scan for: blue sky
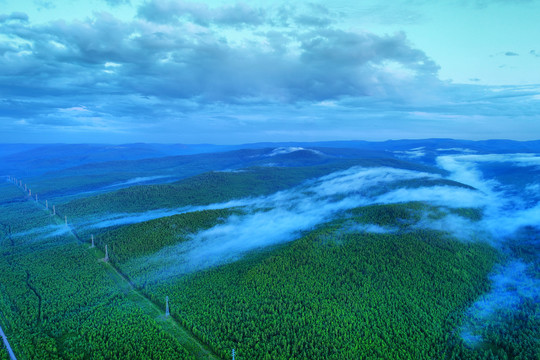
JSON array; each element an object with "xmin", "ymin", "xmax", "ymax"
[{"xmin": 1, "ymin": 0, "xmax": 539, "ymax": 143}]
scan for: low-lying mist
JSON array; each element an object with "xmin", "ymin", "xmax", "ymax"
[
  {"xmin": 127, "ymin": 166, "xmax": 487, "ymax": 278},
  {"xmin": 13, "ymin": 151, "xmax": 537, "ymax": 347},
  {"xmin": 123, "ymin": 153, "xmax": 539, "ymax": 347},
  {"xmin": 437, "ymin": 154, "xmax": 540, "ymax": 345}
]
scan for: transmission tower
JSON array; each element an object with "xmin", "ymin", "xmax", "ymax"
[
  {"xmin": 52, "ymin": 205, "xmax": 56, "ymax": 215},
  {"xmin": 90, "ymin": 234, "xmax": 95, "ymax": 248},
  {"xmin": 45, "ymin": 200, "xmax": 48, "ymax": 210},
  {"xmin": 232, "ymin": 348, "xmax": 236, "ymax": 360},
  {"xmin": 65, "ymin": 215, "xmax": 67, "ymax": 226},
  {"xmin": 165, "ymin": 296, "xmax": 170, "ymax": 317},
  {"xmin": 104, "ymin": 245, "xmax": 109, "ymax": 262}
]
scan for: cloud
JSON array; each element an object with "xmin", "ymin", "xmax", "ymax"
[
  {"xmin": 0, "ymin": 2, "xmax": 461, "ymax": 143},
  {"xmin": 432, "ymin": 152, "xmax": 540, "ymax": 343},
  {"xmin": 0, "ymin": 12, "xmax": 28, "ymax": 23},
  {"xmin": 505, "ymin": 51, "xmax": 519, "ymax": 56},
  {"xmin": 266, "ymin": 147, "xmax": 322, "ymax": 157},
  {"xmin": 414, "ymin": 212, "xmax": 483, "ymax": 241},
  {"xmin": 294, "ymin": 14, "xmax": 334, "ymax": 27},
  {"xmin": 123, "ymin": 166, "xmax": 464, "ymax": 279},
  {"xmin": 137, "ymin": 0, "xmax": 266, "ymax": 27},
  {"xmin": 39, "ymin": 152, "xmax": 534, "ymax": 345},
  {"xmin": 108, "ymin": 153, "xmax": 540, "ymax": 345},
  {"xmin": 345, "ymin": 223, "xmax": 397, "ymax": 234},
  {"xmin": 461, "ymin": 260, "xmax": 540, "ymax": 346},
  {"xmin": 1, "ymin": 2, "xmax": 538, "ymax": 142},
  {"xmin": 375, "ymin": 186, "xmax": 488, "ymax": 208},
  {"xmin": 473, "ymin": 0, "xmax": 536, "ymax": 8},
  {"xmin": 10, "ymin": 223, "xmax": 72, "ymax": 243},
  {"xmin": 393, "ymin": 148, "xmax": 425, "ymax": 159},
  {"xmin": 440, "ymin": 153, "xmax": 540, "ymax": 171},
  {"xmin": 33, "ymin": 0, "xmax": 55, "ymax": 10},
  {"xmin": 436, "ymin": 148, "xmax": 477, "ymax": 153},
  {"xmin": 104, "ymin": 0, "xmax": 131, "ymax": 6},
  {"xmin": 103, "ymin": 175, "xmax": 172, "ymax": 188},
  {"xmin": 0, "ymin": 6, "xmax": 439, "ymax": 106}
]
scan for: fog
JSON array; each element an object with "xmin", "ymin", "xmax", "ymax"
[
  {"xmin": 266, "ymin": 147, "xmax": 323, "ymax": 157},
  {"xmin": 436, "ymin": 153, "xmax": 540, "ymax": 345},
  {"xmin": 345, "ymin": 223, "xmax": 396, "ymax": 234},
  {"xmin": 128, "ymin": 152, "xmax": 538, "ymax": 347},
  {"xmin": 413, "ymin": 212, "xmax": 484, "ymax": 241},
  {"xmin": 436, "ymin": 148, "xmax": 477, "ymax": 153},
  {"xmin": 393, "ymin": 147, "xmax": 425, "ymax": 159},
  {"xmin": 79, "ymin": 199, "xmax": 253, "ymax": 230},
  {"xmin": 49, "ymin": 151, "xmax": 536, "ymax": 347},
  {"xmin": 103, "ymin": 175, "xmax": 172, "ymax": 189},
  {"xmin": 129, "ymin": 166, "xmax": 482, "ymax": 279},
  {"xmin": 11, "ymin": 223, "xmax": 69, "ymax": 239},
  {"xmin": 127, "ymin": 155, "xmax": 539, "ymax": 281},
  {"xmin": 460, "ymin": 260, "xmax": 540, "ymax": 347}
]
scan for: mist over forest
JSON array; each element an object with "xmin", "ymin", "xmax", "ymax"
[{"xmin": 0, "ymin": 139, "xmax": 538, "ymax": 359}]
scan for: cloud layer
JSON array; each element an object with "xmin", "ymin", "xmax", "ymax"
[
  {"xmin": 115, "ymin": 153, "xmax": 539, "ymax": 347},
  {"xmin": 0, "ymin": 6, "xmax": 437, "ymax": 105},
  {"xmin": 1, "ymin": 1, "xmax": 539, "ymax": 143}
]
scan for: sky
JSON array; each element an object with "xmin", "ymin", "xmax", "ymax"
[{"xmin": 0, "ymin": 0, "xmax": 539, "ymax": 144}]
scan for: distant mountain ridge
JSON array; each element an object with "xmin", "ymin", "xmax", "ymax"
[{"xmin": 1, "ymin": 139, "xmax": 539, "ymax": 177}]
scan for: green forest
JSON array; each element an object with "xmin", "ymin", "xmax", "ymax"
[
  {"xmin": 1, "ymin": 155, "xmax": 538, "ymax": 359},
  {"xmin": 0, "ymin": 184, "xmax": 197, "ymax": 359},
  {"xmin": 57, "ymin": 159, "xmax": 443, "ymax": 219}
]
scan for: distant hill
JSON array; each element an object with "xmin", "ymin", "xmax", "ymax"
[{"xmin": 1, "ymin": 139, "xmax": 539, "ymax": 178}]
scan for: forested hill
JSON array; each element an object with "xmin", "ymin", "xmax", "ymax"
[{"xmin": 56, "ymin": 156, "xmax": 451, "ymax": 218}]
